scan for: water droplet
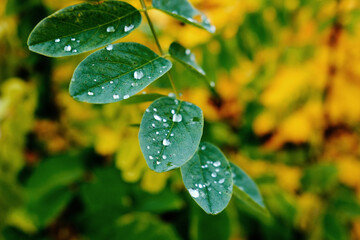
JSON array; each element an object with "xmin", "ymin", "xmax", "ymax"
[
  {"xmin": 110, "ymin": 81, "xmax": 114, "ymax": 84},
  {"xmin": 124, "ymin": 24, "xmax": 134, "ymax": 32},
  {"xmin": 106, "ymin": 44, "xmax": 113, "ymax": 51},
  {"xmin": 188, "ymin": 188, "xmax": 199, "ymax": 198},
  {"xmin": 201, "ymin": 146, "xmax": 206, "ymax": 150},
  {"xmin": 149, "ymin": 156, "xmax": 154, "ymax": 160},
  {"xmin": 210, "ymin": 81, "xmax": 215, "ymax": 87},
  {"xmin": 186, "ymin": 49, "xmax": 191, "ymax": 55},
  {"xmin": 163, "ymin": 123, "xmax": 169, "ymax": 127},
  {"xmin": 55, "ymin": 38, "xmax": 60, "ymax": 43},
  {"xmin": 153, "ymin": 108, "xmax": 157, "ymax": 112},
  {"xmin": 64, "ymin": 45, "xmax": 72, "ymax": 52},
  {"xmin": 123, "ymin": 95, "xmax": 130, "ymax": 99},
  {"xmin": 215, "ymin": 168, "xmax": 220, "ymax": 172},
  {"xmin": 219, "ymin": 178, "xmax": 225, "ymax": 184},
  {"xmin": 162, "ymin": 155, "xmax": 167, "ymax": 159},
  {"xmin": 134, "ymin": 70, "xmax": 144, "ymax": 79},
  {"xmin": 211, "ymin": 172, "xmax": 217, "ymax": 178},
  {"xmin": 131, "ymin": 82, "xmax": 137, "ymax": 87},
  {"xmin": 210, "ymin": 26, "xmax": 216, "ymax": 33},
  {"xmin": 146, "ymin": 108, "xmax": 150, "ymax": 113},
  {"xmin": 72, "ymin": 49, "xmax": 78, "ymax": 53},
  {"xmin": 94, "ymin": 79, "xmax": 97, "ymax": 82},
  {"xmin": 146, "ymin": 146, "xmax": 150, "ymax": 149},
  {"xmin": 102, "ymin": 86, "xmax": 105, "ymax": 89},
  {"xmin": 76, "ymin": 40, "xmax": 80, "ymax": 43},
  {"xmin": 213, "ymin": 161, "xmax": 221, "ymax": 167},
  {"xmin": 71, "ymin": 37, "xmax": 76, "ymax": 41},
  {"xmin": 156, "ymin": 161, "xmax": 161, "ymax": 165},
  {"xmin": 113, "ymin": 94, "xmax": 120, "ymax": 99},
  {"xmin": 168, "ymin": 92, "xmax": 176, "ymax": 98},
  {"xmin": 88, "ymin": 91, "xmax": 94, "ymax": 96},
  {"xmin": 170, "ymin": 133, "xmax": 174, "ymax": 136},
  {"xmin": 162, "ymin": 139, "xmax": 171, "ymax": 146},
  {"xmin": 174, "ymin": 99, "xmax": 179, "ymax": 105},
  {"xmin": 106, "ymin": 26, "xmax": 115, "ymax": 32},
  {"xmin": 156, "ymin": 131, "xmax": 159, "ymax": 135},
  {"xmin": 219, "ymin": 191, "xmax": 222, "ymax": 195},
  {"xmin": 172, "ymin": 114, "xmax": 182, "ymax": 122},
  {"xmin": 154, "ymin": 114, "xmax": 162, "ymax": 121},
  {"xmin": 171, "ymin": 109, "xmax": 175, "ymax": 114},
  {"xmin": 151, "ymin": 123, "xmax": 156, "ymax": 128}
]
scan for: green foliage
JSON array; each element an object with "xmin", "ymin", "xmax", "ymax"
[
  {"xmin": 139, "ymin": 97, "xmax": 204, "ymax": 172},
  {"xmin": 152, "ymin": 0, "xmax": 215, "ymax": 33},
  {"xmin": 69, "ymin": 43, "xmax": 172, "ymax": 103},
  {"xmin": 27, "ymin": 1, "xmax": 141, "ymax": 57},
  {"xmin": 26, "ymin": 0, "xmax": 265, "ymax": 216},
  {"xmin": 169, "ymin": 42, "xmax": 206, "ymax": 78},
  {"xmin": 181, "ymin": 142, "xmax": 233, "ymax": 214}
]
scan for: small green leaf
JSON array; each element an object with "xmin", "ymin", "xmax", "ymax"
[
  {"xmin": 181, "ymin": 142, "xmax": 233, "ymax": 214},
  {"xmin": 152, "ymin": 0, "xmax": 215, "ymax": 33},
  {"xmin": 122, "ymin": 93, "xmax": 165, "ymax": 105},
  {"xmin": 230, "ymin": 162, "xmax": 269, "ymax": 217},
  {"xmin": 139, "ymin": 97, "xmax": 203, "ymax": 172},
  {"xmin": 169, "ymin": 42, "xmax": 205, "ymax": 77},
  {"xmin": 69, "ymin": 43, "xmax": 172, "ymax": 103},
  {"xmin": 28, "ymin": 1, "xmax": 141, "ymax": 57}
]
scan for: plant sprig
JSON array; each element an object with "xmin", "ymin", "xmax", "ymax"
[{"xmin": 27, "ymin": 0, "xmax": 267, "ymax": 215}]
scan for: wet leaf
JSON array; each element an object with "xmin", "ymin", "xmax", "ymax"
[
  {"xmin": 169, "ymin": 42, "xmax": 205, "ymax": 77},
  {"xmin": 28, "ymin": 1, "xmax": 141, "ymax": 57},
  {"xmin": 152, "ymin": 0, "xmax": 215, "ymax": 33},
  {"xmin": 139, "ymin": 97, "xmax": 203, "ymax": 172},
  {"xmin": 181, "ymin": 142, "xmax": 232, "ymax": 214},
  {"xmin": 69, "ymin": 43, "xmax": 172, "ymax": 103}
]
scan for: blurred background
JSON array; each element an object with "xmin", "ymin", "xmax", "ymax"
[{"xmin": 1, "ymin": 0, "xmax": 360, "ymax": 239}]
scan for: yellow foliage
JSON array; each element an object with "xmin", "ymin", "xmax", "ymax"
[
  {"xmin": 253, "ymin": 111, "xmax": 276, "ymax": 136},
  {"xmin": 296, "ymin": 193, "xmax": 322, "ymax": 231},
  {"xmin": 337, "ymin": 156, "xmax": 360, "ymax": 189},
  {"xmin": 141, "ymin": 169, "xmax": 170, "ymax": 193},
  {"xmin": 94, "ymin": 127, "xmax": 121, "ymax": 156}
]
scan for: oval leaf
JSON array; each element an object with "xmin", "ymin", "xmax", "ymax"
[
  {"xmin": 230, "ymin": 162, "xmax": 269, "ymax": 216},
  {"xmin": 152, "ymin": 0, "xmax": 215, "ymax": 33},
  {"xmin": 69, "ymin": 43, "xmax": 172, "ymax": 103},
  {"xmin": 139, "ymin": 97, "xmax": 203, "ymax": 172},
  {"xmin": 28, "ymin": 1, "xmax": 141, "ymax": 57},
  {"xmin": 181, "ymin": 142, "xmax": 233, "ymax": 214},
  {"xmin": 169, "ymin": 42, "xmax": 205, "ymax": 77}
]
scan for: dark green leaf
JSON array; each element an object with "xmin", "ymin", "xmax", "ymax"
[
  {"xmin": 122, "ymin": 93, "xmax": 165, "ymax": 105},
  {"xmin": 230, "ymin": 162, "xmax": 269, "ymax": 217},
  {"xmin": 27, "ymin": 186, "xmax": 73, "ymax": 227},
  {"xmin": 28, "ymin": 1, "xmax": 141, "ymax": 57},
  {"xmin": 69, "ymin": 43, "xmax": 172, "ymax": 103},
  {"xmin": 25, "ymin": 153, "xmax": 84, "ymax": 199},
  {"xmin": 180, "ymin": 142, "xmax": 232, "ymax": 214},
  {"xmin": 169, "ymin": 42, "xmax": 205, "ymax": 77},
  {"xmin": 301, "ymin": 163, "xmax": 338, "ymax": 194},
  {"xmin": 152, "ymin": 0, "xmax": 215, "ymax": 33},
  {"xmin": 139, "ymin": 97, "xmax": 203, "ymax": 172}
]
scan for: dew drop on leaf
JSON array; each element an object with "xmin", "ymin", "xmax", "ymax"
[
  {"xmin": 64, "ymin": 45, "xmax": 72, "ymax": 52},
  {"xmin": 106, "ymin": 26, "xmax": 115, "ymax": 32},
  {"xmin": 87, "ymin": 91, "xmax": 94, "ymax": 96},
  {"xmin": 188, "ymin": 188, "xmax": 199, "ymax": 198},
  {"xmin": 113, "ymin": 94, "xmax": 120, "ymax": 99},
  {"xmin": 55, "ymin": 38, "xmax": 60, "ymax": 43},
  {"xmin": 213, "ymin": 161, "xmax": 221, "ymax": 167},
  {"xmin": 123, "ymin": 95, "xmax": 130, "ymax": 99},
  {"xmin": 172, "ymin": 114, "xmax": 182, "ymax": 122},
  {"xmin": 162, "ymin": 139, "xmax": 171, "ymax": 146},
  {"xmin": 124, "ymin": 24, "xmax": 134, "ymax": 32},
  {"xmin": 106, "ymin": 44, "xmax": 113, "ymax": 51},
  {"xmin": 154, "ymin": 114, "xmax": 162, "ymax": 121},
  {"xmin": 134, "ymin": 70, "xmax": 144, "ymax": 79}
]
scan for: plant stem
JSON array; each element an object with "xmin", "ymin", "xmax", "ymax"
[{"xmin": 139, "ymin": 0, "xmax": 180, "ymax": 98}]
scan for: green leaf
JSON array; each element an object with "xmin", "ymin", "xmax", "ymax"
[
  {"xmin": 180, "ymin": 142, "xmax": 232, "ymax": 214},
  {"xmin": 230, "ymin": 162, "xmax": 269, "ymax": 217},
  {"xmin": 139, "ymin": 97, "xmax": 203, "ymax": 172},
  {"xmin": 25, "ymin": 153, "xmax": 84, "ymax": 199},
  {"xmin": 26, "ymin": 186, "xmax": 73, "ymax": 227},
  {"xmin": 152, "ymin": 0, "xmax": 215, "ymax": 33},
  {"xmin": 28, "ymin": 1, "xmax": 141, "ymax": 57},
  {"xmin": 69, "ymin": 43, "xmax": 172, "ymax": 103},
  {"xmin": 122, "ymin": 93, "xmax": 165, "ymax": 105},
  {"xmin": 169, "ymin": 42, "xmax": 205, "ymax": 77}
]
